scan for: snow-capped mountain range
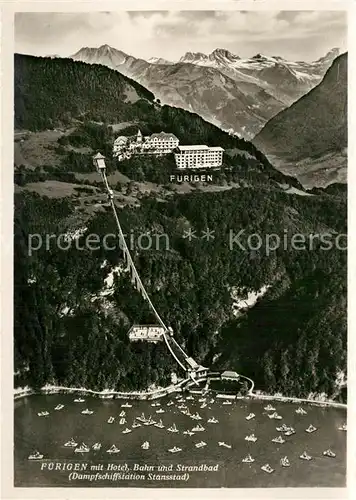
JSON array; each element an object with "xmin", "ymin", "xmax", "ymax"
[{"xmin": 70, "ymin": 44, "xmax": 340, "ymax": 139}]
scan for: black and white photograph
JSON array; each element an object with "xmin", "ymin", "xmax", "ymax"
[{"xmin": 3, "ymin": 1, "xmax": 351, "ymax": 493}]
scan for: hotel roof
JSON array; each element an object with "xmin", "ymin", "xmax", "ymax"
[
  {"xmin": 177, "ymin": 145, "xmax": 224, "ymax": 151},
  {"xmin": 150, "ymin": 132, "xmax": 179, "ymax": 140},
  {"xmin": 186, "ymin": 357, "xmax": 200, "ymax": 369},
  {"xmin": 221, "ymin": 370, "xmax": 239, "ymax": 379}
]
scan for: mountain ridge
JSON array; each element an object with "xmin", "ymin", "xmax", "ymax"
[
  {"xmin": 70, "ymin": 45, "xmax": 339, "ymax": 139},
  {"xmin": 15, "ymin": 52, "xmax": 302, "ymax": 189},
  {"xmin": 253, "ymin": 53, "xmax": 347, "ymax": 188}
]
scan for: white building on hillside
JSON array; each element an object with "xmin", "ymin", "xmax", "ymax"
[
  {"xmin": 174, "ymin": 145, "xmax": 224, "ymax": 169},
  {"xmin": 221, "ymin": 370, "xmax": 240, "ymax": 381},
  {"xmin": 128, "ymin": 325, "xmax": 165, "ymax": 343},
  {"xmin": 113, "ymin": 130, "xmax": 179, "ymax": 160},
  {"xmin": 145, "ymin": 132, "xmax": 179, "ymax": 153}
]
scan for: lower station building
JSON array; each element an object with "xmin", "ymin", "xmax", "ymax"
[
  {"xmin": 186, "ymin": 357, "xmax": 209, "ymax": 379},
  {"xmin": 128, "ymin": 325, "xmax": 165, "ymax": 343}
]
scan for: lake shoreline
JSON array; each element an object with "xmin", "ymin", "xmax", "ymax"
[{"xmin": 14, "ymin": 383, "xmax": 347, "ymax": 409}]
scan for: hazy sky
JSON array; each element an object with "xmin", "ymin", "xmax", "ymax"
[{"xmin": 15, "ymin": 11, "xmax": 347, "ymax": 62}]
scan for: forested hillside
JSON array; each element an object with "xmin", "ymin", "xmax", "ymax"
[
  {"xmin": 14, "ymin": 54, "xmax": 300, "ymax": 186},
  {"xmin": 14, "ymin": 186, "xmax": 347, "ymax": 399},
  {"xmin": 254, "ymin": 53, "xmax": 347, "ymax": 161}
]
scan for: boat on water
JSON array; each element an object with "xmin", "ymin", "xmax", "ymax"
[
  {"xmin": 141, "ymin": 441, "xmax": 150, "ymax": 450},
  {"xmin": 64, "ymin": 438, "xmax": 78, "ymax": 448},
  {"xmin": 107, "ymin": 444, "xmax": 120, "ymax": 454},
  {"xmin": 143, "ymin": 416, "xmax": 156, "ymax": 426},
  {"xmin": 119, "ymin": 411, "xmax": 126, "ymax": 417},
  {"xmin": 305, "ymin": 424, "xmax": 317, "ymax": 433},
  {"xmin": 268, "ymin": 412, "xmax": 282, "ymax": 420},
  {"xmin": 119, "ymin": 417, "xmax": 126, "ymax": 425},
  {"xmin": 284, "ymin": 428, "xmax": 296, "ymax": 436},
  {"xmin": 323, "ymin": 449, "xmax": 336, "ymax": 458},
  {"xmin": 132, "ymin": 420, "xmax": 141, "ymax": 429},
  {"xmin": 92, "ymin": 442, "xmax": 102, "ymax": 451},
  {"xmin": 137, "ymin": 413, "xmax": 146, "ymax": 422},
  {"xmin": 276, "ymin": 424, "xmax": 289, "ymax": 432},
  {"xmin": 242, "ymin": 454, "xmax": 255, "ymax": 463},
  {"xmin": 200, "ymin": 403, "xmax": 207, "ymax": 409},
  {"xmin": 54, "ymin": 404, "xmax": 64, "ymax": 410},
  {"xmin": 107, "ymin": 416, "xmax": 115, "ymax": 424},
  {"xmin": 121, "ymin": 402, "xmax": 132, "ymax": 408},
  {"xmin": 209, "ymin": 399, "xmax": 215, "ymax": 404},
  {"xmin": 28, "ymin": 451, "xmax": 43, "ymax": 460},
  {"xmin": 300, "ymin": 451, "xmax": 312, "ymax": 461},
  {"xmin": 245, "ymin": 434, "xmax": 257, "ymax": 442},
  {"xmin": 177, "ymin": 404, "xmax": 186, "ymax": 410},
  {"xmin": 222, "ymin": 400, "xmax": 232, "ymax": 405},
  {"xmin": 246, "ymin": 413, "xmax": 255, "ymax": 421},
  {"xmin": 198, "ymin": 398, "xmax": 206, "ymax": 403},
  {"xmin": 151, "ymin": 402, "xmax": 159, "ymax": 407},
  {"xmin": 264, "ymin": 404, "xmax": 276, "ymax": 411},
  {"xmin": 154, "ymin": 419, "xmax": 165, "ymax": 429},
  {"xmin": 280, "ymin": 456, "xmax": 290, "ymax": 467},
  {"xmin": 168, "ymin": 446, "xmax": 182, "ymax": 453},
  {"xmin": 81, "ymin": 409, "xmax": 93, "ymax": 415},
  {"xmin": 167, "ymin": 401, "xmax": 174, "ymax": 406},
  {"xmin": 37, "ymin": 411, "xmax": 49, "ymax": 417},
  {"xmin": 296, "ymin": 407, "xmax": 307, "ymax": 415},
  {"xmin": 218, "ymin": 442, "xmax": 232, "ymax": 449},
  {"xmin": 167, "ymin": 423, "xmax": 179, "ymax": 433},
  {"xmin": 122, "ymin": 428, "xmax": 132, "ymax": 434},
  {"xmin": 191, "ymin": 412, "xmax": 202, "ymax": 420},
  {"xmin": 74, "ymin": 398, "xmax": 85, "ymax": 403},
  {"xmin": 156, "ymin": 408, "xmax": 165, "ymax": 414},
  {"xmin": 338, "ymin": 423, "xmax": 347, "ymax": 431},
  {"xmin": 75, "ymin": 443, "xmax": 90, "ymax": 453},
  {"xmin": 272, "ymin": 435, "xmax": 285, "ymax": 444},
  {"xmin": 192, "ymin": 423, "xmax": 205, "ymax": 432},
  {"xmin": 183, "ymin": 430, "xmax": 195, "ymax": 436},
  {"xmin": 207, "ymin": 417, "xmax": 219, "ymax": 424},
  {"xmin": 261, "ymin": 464, "xmax": 274, "ymax": 474},
  {"xmin": 186, "ymin": 395, "xmax": 194, "ymax": 400},
  {"xmin": 195, "ymin": 441, "xmax": 207, "ymax": 448}
]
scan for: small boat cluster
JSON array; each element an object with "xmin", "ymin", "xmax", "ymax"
[{"xmin": 30, "ymin": 395, "xmax": 343, "ymax": 470}]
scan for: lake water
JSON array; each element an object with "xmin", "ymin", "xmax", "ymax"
[{"xmin": 14, "ymin": 393, "xmax": 347, "ymax": 488}]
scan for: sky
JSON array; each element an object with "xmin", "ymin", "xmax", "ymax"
[{"xmin": 15, "ymin": 11, "xmax": 347, "ymax": 62}]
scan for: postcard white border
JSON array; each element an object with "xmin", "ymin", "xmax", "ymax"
[{"xmin": 1, "ymin": 1, "xmax": 355, "ymax": 499}]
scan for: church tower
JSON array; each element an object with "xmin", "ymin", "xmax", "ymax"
[{"xmin": 137, "ymin": 129, "xmax": 143, "ymax": 143}]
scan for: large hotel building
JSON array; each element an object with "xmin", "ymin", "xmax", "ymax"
[
  {"xmin": 113, "ymin": 129, "xmax": 224, "ymax": 169},
  {"xmin": 174, "ymin": 145, "xmax": 224, "ymax": 169}
]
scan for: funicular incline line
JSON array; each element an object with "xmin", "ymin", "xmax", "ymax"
[{"xmin": 99, "ymin": 169, "xmax": 189, "ymax": 372}]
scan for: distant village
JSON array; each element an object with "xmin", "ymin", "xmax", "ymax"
[{"xmin": 113, "ymin": 130, "xmax": 224, "ymax": 169}]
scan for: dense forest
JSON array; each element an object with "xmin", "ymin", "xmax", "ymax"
[
  {"xmin": 14, "ymin": 185, "xmax": 347, "ymax": 399},
  {"xmin": 14, "ymin": 54, "xmax": 347, "ymax": 401}
]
